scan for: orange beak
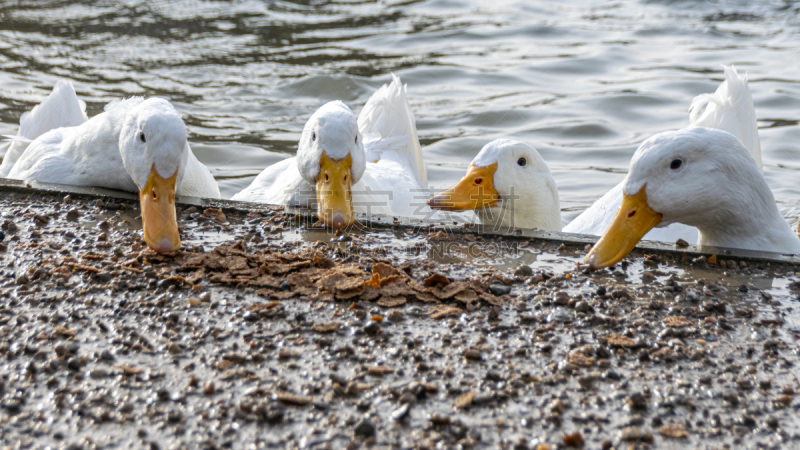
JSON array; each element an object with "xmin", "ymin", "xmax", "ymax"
[
  {"xmin": 585, "ymin": 185, "xmax": 662, "ymax": 270},
  {"xmin": 316, "ymin": 151, "xmax": 355, "ymax": 230},
  {"xmin": 428, "ymin": 163, "xmax": 499, "ymax": 211},
  {"xmin": 140, "ymin": 163, "xmax": 180, "ymax": 254}
]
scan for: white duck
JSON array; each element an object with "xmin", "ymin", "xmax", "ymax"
[
  {"xmin": 1, "ymin": 81, "xmax": 220, "ymax": 253},
  {"xmin": 585, "ymin": 127, "xmax": 800, "ymax": 269},
  {"xmin": 564, "ymin": 65, "xmax": 761, "ymax": 242},
  {"xmin": 429, "ymin": 66, "xmax": 762, "ymax": 241},
  {"xmin": 428, "ymin": 139, "xmax": 561, "ymax": 231},
  {"xmin": 233, "ymin": 74, "xmax": 428, "ymax": 228}
]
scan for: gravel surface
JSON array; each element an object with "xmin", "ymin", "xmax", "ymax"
[{"xmin": 1, "ymin": 189, "xmax": 800, "ymax": 450}]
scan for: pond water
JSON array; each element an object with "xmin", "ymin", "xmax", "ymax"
[{"xmin": 0, "ymin": 0, "xmax": 799, "ymax": 226}]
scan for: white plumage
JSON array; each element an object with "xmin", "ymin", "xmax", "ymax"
[
  {"xmin": 0, "ymin": 80, "xmax": 88, "ymax": 178},
  {"xmin": 429, "ymin": 139, "xmax": 561, "ymax": 231},
  {"xmin": 617, "ymin": 127, "xmax": 800, "ymax": 253},
  {"xmin": 0, "ymin": 81, "xmax": 220, "ymax": 199},
  {"xmin": 233, "ymin": 74, "xmax": 431, "ymax": 220}
]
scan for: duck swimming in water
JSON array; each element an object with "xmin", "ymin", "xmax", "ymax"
[
  {"xmin": 429, "ymin": 66, "xmax": 762, "ymax": 244},
  {"xmin": 585, "ymin": 127, "xmax": 800, "ymax": 269}
]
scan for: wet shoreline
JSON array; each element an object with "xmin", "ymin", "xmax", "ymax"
[{"xmin": 1, "ymin": 184, "xmax": 799, "ymax": 449}]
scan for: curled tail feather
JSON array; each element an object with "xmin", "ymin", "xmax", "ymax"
[
  {"xmin": 0, "ymin": 80, "xmax": 88, "ymax": 177},
  {"xmin": 689, "ymin": 65, "xmax": 761, "ymax": 168},
  {"xmin": 358, "ymin": 74, "xmax": 427, "ymax": 188}
]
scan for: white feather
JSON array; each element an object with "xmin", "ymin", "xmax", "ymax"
[
  {"xmin": 359, "ymin": 74, "xmax": 427, "ymax": 188},
  {"xmin": 0, "ymin": 80, "xmax": 88, "ymax": 178},
  {"xmin": 2, "ymin": 135, "xmax": 33, "ymax": 144},
  {"xmin": 689, "ymin": 65, "xmax": 761, "ymax": 168}
]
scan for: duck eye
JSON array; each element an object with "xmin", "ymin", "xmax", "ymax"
[
  {"xmin": 312, "ymin": 132, "xmax": 316, "ymax": 142},
  {"xmin": 670, "ymin": 159, "xmax": 682, "ymax": 170},
  {"xmin": 517, "ymin": 157, "xmax": 526, "ymax": 167},
  {"xmin": 475, "ymin": 178, "xmax": 483, "ymax": 185},
  {"xmin": 139, "ymin": 132, "xmax": 146, "ymax": 143},
  {"xmin": 355, "ymin": 135, "xmax": 358, "ymax": 144}
]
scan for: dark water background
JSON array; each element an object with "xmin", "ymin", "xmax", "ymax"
[{"xmin": 1, "ymin": 0, "xmax": 799, "ymax": 225}]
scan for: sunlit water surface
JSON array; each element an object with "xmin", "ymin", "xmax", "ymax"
[{"xmin": 1, "ymin": 0, "xmax": 799, "ymax": 226}]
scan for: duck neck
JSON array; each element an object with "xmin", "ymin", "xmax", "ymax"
[
  {"xmin": 694, "ymin": 183, "xmax": 800, "ymax": 253},
  {"xmin": 476, "ymin": 180, "xmax": 561, "ymax": 232}
]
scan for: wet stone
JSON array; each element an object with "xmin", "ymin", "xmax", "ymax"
[
  {"xmin": 618, "ymin": 426, "xmax": 653, "ymax": 443},
  {"xmin": 364, "ymin": 320, "xmax": 381, "ymax": 335},
  {"xmin": 391, "ymin": 403, "xmax": 410, "ymax": 421},
  {"xmin": 602, "ymin": 370, "xmax": 621, "ymax": 381},
  {"xmin": 65, "ymin": 209, "xmax": 80, "ymax": 220},
  {"xmin": 573, "ymin": 301, "xmax": 590, "ymax": 313},
  {"xmin": 2, "ymin": 398, "xmax": 22, "ymax": 412},
  {"xmin": 489, "ymin": 284, "xmax": 511, "ymax": 296},
  {"xmin": 553, "ymin": 291, "xmax": 570, "ymax": 305},
  {"xmin": 611, "ymin": 288, "xmax": 631, "ymax": 300},
  {"xmin": 547, "ymin": 307, "xmax": 573, "ymax": 323},
  {"xmin": 464, "ymin": 349, "xmax": 482, "ymax": 361},
  {"xmin": 627, "ymin": 393, "xmax": 647, "ymax": 410},
  {"xmin": 702, "ymin": 301, "xmax": 727, "ymax": 315},
  {"xmin": 167, "ymin": 409, "xmax": 183, "ymax": 423},
  {"xmin": 659, "ymin": 423, "xmax": 689, "ymax": 439},
  {"xmin": 563, "ymin": 431, "xmax": 585, "ymax": 447},
  {"xmin": 66, "ymin": 357, "xmax": 82, "ymax": 371},
  {"xmin": 93, "ymin": 272, "xmax": 113, "ymax": 283},
  {"xmin": 387, "ymin": 310, "xmax": 404, "ymax": 322},
  {"xmin": 353, "ymin": 419, "xmax": 375, "ymax": 437},
  {"xmin": 766, "ymin": 416, "xmax": 779, "ymax": 428},
  {"xmin": 577, "ymin": 376, "xmax": 594, "ymax": 390},
  {"xmin": 514, "ymin": 265, "xmax": 533, "ymax": 277},
  {"xmin": 595, "ymin": 286, "xmax": 607, "ymax": 296}
]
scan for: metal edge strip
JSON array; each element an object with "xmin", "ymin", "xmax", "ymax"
[{"xmin": 2, "ymin": 177, "xmax": 799, "ymax": 266}]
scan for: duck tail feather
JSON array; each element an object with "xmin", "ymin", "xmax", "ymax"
[
  {"xmin": 689, "ymin": 65, "xmax": 761, "ymax": 168},
  {"xmin": 1, "ymin": 135, "xmax": 33, "ymax": 143},
  {"xmin": 0, "ymin": 80, "xmax": 88, "ymax": 177},
  {"xmin": 18, "ymin": 80, "xmax": 88, "ymax": 142},
  {"xmin": 358, "ymin": 73, "xmax": 427, "ymax": 188}
]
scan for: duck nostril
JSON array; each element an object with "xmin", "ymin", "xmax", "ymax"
[
  {"xmin": 325, "ymin": 173, "xmax": 329, "ymax": 182},
  {"xmin": 628, "ymin": 210, "xmax": 636, "ymax": 218},
  {"xmin": 151, "ymin": 188, "xmax": 157, "ymax": 200}
]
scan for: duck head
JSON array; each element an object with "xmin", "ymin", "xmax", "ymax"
[
  {"xmin": 585, "ymin": 127, "xmax": 765, "ymax": 269},
  {"xmin": 296, "ymin": 101, "xmax": 366, "ymax": 229},
  {"xmin": 428, "ymin": 139, "xmax": 561, "ymax": 231},
  {"xmin": 119, "ymin": 98, "xmax": 189, "ymax": 254}
]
